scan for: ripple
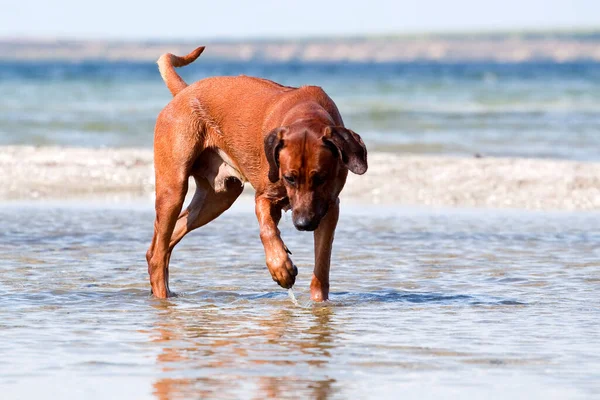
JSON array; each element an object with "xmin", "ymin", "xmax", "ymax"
[{"xmin": 0, "ymin": 204, "xmax": 599, "ymax": 399}]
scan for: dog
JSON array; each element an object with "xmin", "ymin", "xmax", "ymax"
[{"xmin": 146, "ymin": 46, "xmax": 367, "ymax": 301}]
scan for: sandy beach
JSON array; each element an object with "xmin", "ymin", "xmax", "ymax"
[{"xmin": 2, "ymin": 146, "xmax": 599, "ymax": 210}]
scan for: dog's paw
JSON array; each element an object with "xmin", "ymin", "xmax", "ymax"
[
  {"xmin": 268, "ymin": 256, "xmax": 298, "ymax": 289},
  {"xmin": 310, "ymin": 275, "xmax": 329, "ymax": 302}
]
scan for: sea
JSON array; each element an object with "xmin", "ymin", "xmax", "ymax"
[
  {"xmin": 1, "ymin": 57, "xmax": 599, "ymax": 399},
  {"xmin": 0, "ymin": 59, "xmax": 599, "ymax": 160}
]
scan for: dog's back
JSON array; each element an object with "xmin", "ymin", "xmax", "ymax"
[{"xmin": 148, "ymin": 46, "xmax": 367, "ymax": 300}]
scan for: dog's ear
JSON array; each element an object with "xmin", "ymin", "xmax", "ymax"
[
  {"xmin": 322, "ymin": 126, "xmax": 368, "ymax": 175},
  {"xmin": 264, "ymin": 127, "xmax": 289, "ymax": 183}
]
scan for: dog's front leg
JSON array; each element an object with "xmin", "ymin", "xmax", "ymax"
[
  {"xmin": 255, "ymin": 196, "xmax": 298, "ymax": 289},
  {"xmin": 311, "ymin": 199, "xmax": 340, "ymax": 302}
]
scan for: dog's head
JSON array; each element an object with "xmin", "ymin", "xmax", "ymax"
[{"xmin": 264, "ymin": 122, "xmax": 367, "ymax": 231}]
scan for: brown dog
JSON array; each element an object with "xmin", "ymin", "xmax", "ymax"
[{"xmin": 146, "ymin": 46, "xmax": 367, "ymax": 301}]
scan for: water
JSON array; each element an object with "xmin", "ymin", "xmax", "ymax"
[
  {"xmin": 1, "ymin": 54, "xmax": 599, "ymax": 398},
  {"xmin": 1, "ymin": 60, "xmax": 600, "ymax": 160},
  {"xmin": 1, "ymin": 201, "xmax": 599, "ymax": 399}
]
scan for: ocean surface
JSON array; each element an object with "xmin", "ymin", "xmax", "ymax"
[
  {"xmin": 1, "ymin": 60, "xmax": 600, "ymax": 160},
  {"xmin": 2, "ymin": 55, "xmax": 600, "ymax": 399},
  {"xmin": 0, "ymin": 202, "xmax": 599, "ymax": 399}
]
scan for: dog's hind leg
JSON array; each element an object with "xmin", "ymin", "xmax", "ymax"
[
  {"xmin": 146, "ymin": 114, "xmax": 199, "ymax": 298},
  {"xmin": 147, "ymin": 170, "xmax": 189, "ymax": 298},
  {"xmin": 168, "ymin": 176, "xmax": 244, "ymax": 250}
]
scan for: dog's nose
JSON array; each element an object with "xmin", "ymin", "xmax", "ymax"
[{"xmin": 294, "ymin": 215, "xmax": 318, "ymax": 231}]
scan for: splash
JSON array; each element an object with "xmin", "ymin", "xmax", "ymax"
[{"xmin": 287, "ymin": 288, "xmax": 300, "ymax": 306}]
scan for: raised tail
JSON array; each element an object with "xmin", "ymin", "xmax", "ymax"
[{"xmin": 157, "ymin": 46, "xmax": 205, "ymax": 97}]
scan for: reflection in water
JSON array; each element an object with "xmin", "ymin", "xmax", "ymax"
[{"xmin": 150, "ymin": 300, "xmax": 337, "ymax": 399}]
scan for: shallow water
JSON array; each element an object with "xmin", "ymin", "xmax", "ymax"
[{"xmin": 1, "ymin": 202, "xmax": 599, "ymax": 399}]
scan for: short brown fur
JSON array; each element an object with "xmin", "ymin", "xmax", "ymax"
[{"xmin": 147, "ymin": 47, "xmax": 367, "ymax": 301}]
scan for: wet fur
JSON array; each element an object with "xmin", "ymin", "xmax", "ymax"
[{"xmin": 147, "ymin": 46, "xmax": 367, "ymax": 301}]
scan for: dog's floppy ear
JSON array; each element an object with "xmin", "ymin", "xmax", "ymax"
[
  {"xmin": 322, "ymin": 126, "xmax": 368, "ymax": 175},
  {"xmin": 264, "ymin": 127, "xmax": 289, "ymax": 183}
]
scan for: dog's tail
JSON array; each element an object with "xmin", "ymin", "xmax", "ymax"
[{"xmin": 157, "ymin": 46, "xmax": 205, "ymax": 97}]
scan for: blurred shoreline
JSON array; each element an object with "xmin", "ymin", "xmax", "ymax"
[
  {"xmin": 2, "ymin": 31, "xmax": 600, "ymax": 62},
  {"xmin": 4, "ymin": 33, "xmax": 599, "ymax": 211},
  {"xmin": 3, "ymin": 146, "xmax": 599, "ymax": 211}
]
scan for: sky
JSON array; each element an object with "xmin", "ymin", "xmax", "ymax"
[{"xmin": 1, "ymin": 0, "xmax": 598, "ymax": 40}]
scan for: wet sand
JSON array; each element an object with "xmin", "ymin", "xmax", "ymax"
[{"xmin": 2, "ymin": 146, "xmax": 599, "ymax": 210}]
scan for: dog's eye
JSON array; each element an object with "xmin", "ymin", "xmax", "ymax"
[
  {"xmin": 284, "ymin": 175, "xmax": 296, "ymax": 186},
  {"xmin": 312, "ymin": 175, "xmax": 325, "ymax": 186}
]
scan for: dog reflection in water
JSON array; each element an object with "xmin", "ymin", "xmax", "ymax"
[{"xmin": 150, "ymin": 303, "xmax": 336, "ymax": 399}]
